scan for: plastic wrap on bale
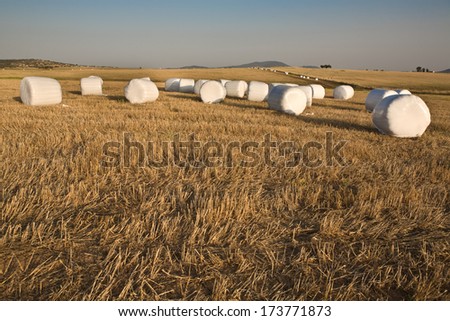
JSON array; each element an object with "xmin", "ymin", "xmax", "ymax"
[
  {"xmin": 310, "ymin": 84, "xmax": 325, "ymax": 99},
  {"xmin": 20, "ymin": 77, "xmax": 62, "ymax": 106},
  {"xmin": 179, "ymin": 79, "xmax": 195, "ymax": 93},
  {"xmin": 247, "ymin": 81, "xmax": 269, "ymax": 102},
  {"xmin": 165, "ymin": 78, "xmax": 180, "ymax": 92},
  {"xmin": 124, "ymin": 78, "xmax": 159, "ymax": 104},
  {"xmin": 268, "ymin": 85, "xmax": 307, "ymax": 116},
  {"xmin": 200, "ymin": 81, "xmax": 226, "ymax": 104},
  {"xmin": 297, "ymin": 86, "xmax": 313, "ymax": 107},
  {"xmin": 194, "ymin": 80, "xmax": 209, "ymax": 95},
  {"xmin": 372, "ymin": 95, "xmax": 431, "ymax": 138},
  {"xmin": 80, "ymin": 76, "xmax": 103, "ymax": 96},
  {"xmin": 396, "ymin": 89, "xmax": 412, "ymax": 95},
  {"xmin": 333, "ymin": 85, "xmax": 354, "ymax": 100},
  {"xmin": 365, "ymin": 89, "xmax": 398, "ymax": 112},
  {"xmin": 225, "ymin": 81, "xmax": 248, "ymax": 98}
]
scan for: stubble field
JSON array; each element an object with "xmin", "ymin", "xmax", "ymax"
[{"xmin": 1, "ymin": 67, "xmax": 449, "ymax": 300}]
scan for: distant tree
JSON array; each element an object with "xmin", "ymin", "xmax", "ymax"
[
  {"xmin": 416, "ymin": 66, "xmax": 422, "ymax": 72},
  {"xmin": 320, "ymin": 64, "xmax": 332, "ymax": 69},
  {"xmin": 426, "ymin": 68, "xmax": 430, "ymax": 73}
]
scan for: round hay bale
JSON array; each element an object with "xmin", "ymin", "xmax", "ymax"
[
  {"xmin": 268, "ymin": 83, "xmax": 283, "ymax": 94},
  {"xmin": 396, "ymin": 89, "xmax": 412, "ymax": 95},
  {"xmin": 194, "ymin": 79, "xmax": 209, "ymax": 95},
  {"xmin": 141, "ymin": 77, "xmax": 151, "ymax": 81},
  {"xmin": 333, "ymin": 85, "xmax": 354, "ymax": 100},
  {"xmin": 20, "ymin": 76, "xmax": 62, "ymax": 106},
  {"xmin": 247, "ymin": 81, "xmax": 269, "ymax": 102},
  {"xmin": 269, "ymin": 83, "xmax": 297, "ymax": 95},
  {"xmin": 124, "ymin": 78, "xmax": 159, "ymax": 104},
  {"xmin": 310, "ymin": 84, "xmax": 325, "ymax": 99},
  {"xmin": 80, "ymin": 76, "xmax": 103, "ymax": 96},
  {"xmin": 268, "ymin": 85, "xmax": 307, "ymax": 116},
  {"xmin": 220, "ymin": 79, "xmax": 231, "ymax": 87},
  {"xmin": 179, "ymin": 78, "xmax": 195, "ymax": 93},
  {"xmin": 372, "ymin": 95, "xmax": 431, "ymax": 138},
  {"xmin": 225, "ymin": 80, "xmax": 248, "ymax": 98},
  {"xmin": 200, "ymin": 81, "xmax": 226, "ymax": 104},
  {"xmin": 165, "ymin": 78, "xmax": 180, "ymax": 92},
  {"xmin": 297, "ymin": 85, "xmax": 313, "ymax": 107},
  {"xmin": 365, "ymin": 89, "xmax": 398, "ymax": 112}
]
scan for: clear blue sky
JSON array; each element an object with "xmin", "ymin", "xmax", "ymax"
[{"xmin": 0, "ymin": 0, "xmax": 449, "ymax": 70}]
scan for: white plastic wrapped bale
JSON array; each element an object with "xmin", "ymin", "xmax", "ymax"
[
  {"xmin": 365, "ymin": 89, "xmax": 398, "ymax": 112},
  {"xmin": 310, "ymin": 84, "xmax": 325, "ymax": 99},
  {"xmin": 225, "ymin": 80, "xmax": 248, "ymax": 98},
  {"xmin": 372, "ymin": 95, "xmax": 431, "ymax": 138},
  {"xmin": 200, "ymin": 81, "xmax": 226, "ymax": 104},
  {"xmin": 269, "ymin": 83, "xmax": 298, "ymax": 94},
  {"xmin": 179, "ymin": 79, "xmax": 195, "ymax": 93},
  {"xmin": 124, "ymin": 78, "xmax": 159, "ymax": 104},
  {"xmin": 194, "ymin": 79, "xmax": 209, "ymax": 95},
  {"xmin": 333, "ymin": 85, "xmax": 354, "ymax": 100},
  {"xmin": 268, "ymin": 85, "xmax": 307, "ymax": 116},
  {"xmin": 268, "ymin": 83, "xmax": 283, "ymax": 94},
  {"xmin": 165, "ymin": 78, "xmax": 180, "ymax": 92},
  {"xmin": 80, "ymin": 76, "xmax": 103, "ymax": 96},
  {"xmin": 297, "ymin": 86, "xmax": 313, "ymax": 107},
  {"xmin": 220, "ymin": 79, "xmax": 231, "ymax": 87},
  {"xmin": 247, "ymin": 81, "xmax": 269, "ymax": 102},
  {"xmin": 396, "ymin": 89, "xmax": 412, "ymax": 95},
  {"xmin": 20, "ymin": 77, "xmax": 62, "ymax": 106}
]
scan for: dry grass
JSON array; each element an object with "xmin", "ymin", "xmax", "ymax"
[
  {"xmin": 1, "ymin": 68, "xmax": 449, "ymax": 300},
  {"xmin": 278, "ymin": 67, "xmax": 450, "ymax": 94}
]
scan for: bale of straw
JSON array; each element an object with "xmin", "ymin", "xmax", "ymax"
[
  {"xmin": 20, "ymin": 77, "xmax": 62, "ymax": 106},
  {"xmin": 365, "ymin": 89, "xmax": 398, "ymax": 112},
  {"xmin": 194, "ymin": 79, "xmax": 209, "ymax": 95},
  {"xmin": 333, "ymin": 85, "xmax": 354, "ymax": 100},
  {"xmin": 124, "ymin": 78, "xmax": 159, "ymax": 104},
  {"xmin": 165, "ymin": 78, "xmax": 180, "ymax": 92},
  {"xmin": 200, "ymin": 81, "xmax": 226, "ymax": 104},
  {"xmin": 310, "ymin": 84, "xmax": 326, "ymax": 99},
  {"xmin": 297, "ymin": 86, "xmax": 313, "ymax": 107},
  {"xmin": 225, "ymin": 80, "xmax": 248, "ymax": 98},
  {"xmin": 220, "ymin": 79, "xmax": 231, "ymax": 86},
  {"xmin": 247, "ymin": 81, "xmax": 269, "ymax": 102},
  {"xmin": 396, "ymin": 89, "xmax": 412, "ymax": 95},
  {"xmin": 179, "ymin": 79, "xmax": 195, "ymax": 93},
  {"xmin": 80, "ymin": 76, "xmax": 103, "ymax": 96},
  {"xmin": 268, "ymin": 85, "xmax": 307, "ymax": 116},
  {"xmin": 372, "ymin": 95, "xmax": 431, "ymax": 138},
  {"xmin": 269, "ymin": 83, "xmax": 297, "ymax": 95}
]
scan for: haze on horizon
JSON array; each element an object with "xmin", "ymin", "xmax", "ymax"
[{"xmin": 0, "ymin": 0, "xmax": 449, "ymax": 71}]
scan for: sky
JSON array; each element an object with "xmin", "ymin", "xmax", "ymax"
[{"xmin": 0, "ymin": 0, "xmax": 449, "ymax": 71}]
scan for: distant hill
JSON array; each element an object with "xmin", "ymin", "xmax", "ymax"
[
  {"xmin": 439, "ymin": 68, "xmax": 450, "ymax": 73},
  {"xmin": 225, "ymin": 61, "xmax": 290, "ymax": 68},
  {"xmin": 179, "ymin": 65, "xmax": 208, "ymax": 69},
  {"xmin": 0, "ymin": 59, "xmax": 78, "ymax": 69},
  {"xmin": 302, "ymin": 65, "xmax": 320, "ymax": 69},
  {"xmin": 176, "ymin": 61, "xmax": 291, "ymax": 69}
]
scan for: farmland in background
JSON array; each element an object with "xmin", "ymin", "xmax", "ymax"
[{"xmin": 1, "ymin": 67, "xmax": 449, "ymax": 300}]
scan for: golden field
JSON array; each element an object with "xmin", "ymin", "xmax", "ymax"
[{"xmin": 1, "ymin": 67, "xmax": 449, "ymax": 300}]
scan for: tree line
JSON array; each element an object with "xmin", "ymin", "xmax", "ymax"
[{"xmin": 416, "ymin": 66, "xmax": 431, "ymax": 72}]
